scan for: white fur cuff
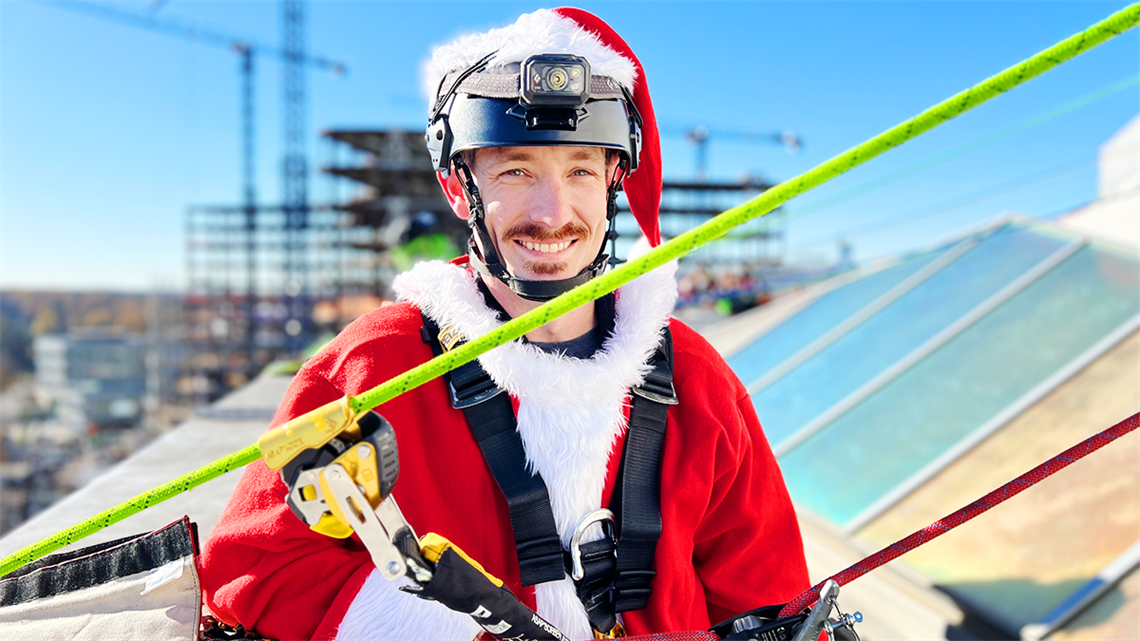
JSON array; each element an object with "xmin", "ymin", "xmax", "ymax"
[{"xmin": 335, "ymin": 569, "xmax": 483, "ymax": 641}]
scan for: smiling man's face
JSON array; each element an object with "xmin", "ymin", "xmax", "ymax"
[{"xmin": 466, "ymin": 145, "xmax": 616, "ymax": 282}]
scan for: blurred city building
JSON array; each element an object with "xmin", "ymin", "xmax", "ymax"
[
  {"xmin": 0, "ymin": 290, "xmax": 189, "ymax": 536},
  {"xmin": 33, "ymin": 329, "xmax": 148, "ymax": 430},
  {"xmin": 1055, "ymin": 115, "xmax": 1139, "ymax": 249}
]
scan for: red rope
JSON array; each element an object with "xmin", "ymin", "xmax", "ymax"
[{"xmin": 778, "ymin": 411, "xmax": 1140, "ymax": 618}]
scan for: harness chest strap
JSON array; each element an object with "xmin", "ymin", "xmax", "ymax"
[{"xmin": 420, "ymin": 314, "xmax": 676, "ymax": 632}]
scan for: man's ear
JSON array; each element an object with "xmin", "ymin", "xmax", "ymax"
[
  {"xmin": 605, "ymin": 153, "xmax": 623, "ymax": 185},
  {"xmin": 436, "ymin": 171, "xmax": 471, "ymax": 221}
]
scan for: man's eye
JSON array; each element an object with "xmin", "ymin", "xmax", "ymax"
[
  {"xmin": 502, "ymin": 168, "xmax": 526, "ymax": 177},
  {"xmin": 573, "ymin": 169, "xmax": 596, "ymax": 176}
]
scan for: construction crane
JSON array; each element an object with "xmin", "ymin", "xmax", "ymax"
[
  {"xmin": 281, "ymin": 0, "xmax": 309, "ymax": 354},
  {"xmin": 661, "ymin": 125, "xmax": 803, "ymax": 182},
  {"xmin": 47, "ymin": 0, "xmax": 347, "ymax": 364}
]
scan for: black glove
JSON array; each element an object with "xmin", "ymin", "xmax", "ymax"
[{"xmin": 403, "ymin": 543, "xmax": 569, "ymax": 641}]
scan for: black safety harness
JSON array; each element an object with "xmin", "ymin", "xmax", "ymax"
[{"xmin": 420, "ymin": 290, "xmax": 677, "ymax": 635}]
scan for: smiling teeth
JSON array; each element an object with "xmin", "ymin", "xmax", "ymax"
[{"xmin": 521, "ymin": 240, "xmax": 572, "ymax": 253}]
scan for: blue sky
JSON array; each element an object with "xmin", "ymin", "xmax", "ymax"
[{"xmin": 1, "ymin": 1, "xmax": 1136, "ymax": 291}]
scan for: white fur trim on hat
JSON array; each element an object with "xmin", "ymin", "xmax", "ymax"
[
  {"xmin": 393, "ymin": 261, "xmax": 677, "ymax": 640},
  {"xmin": 423, "ymin": 8, "xmax": 638, "ymax": 103}
]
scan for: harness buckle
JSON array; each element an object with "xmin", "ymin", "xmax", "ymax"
[
  {"xmin": 569, "ymin": 509, "xmax": 617, "ymax": 581},
  {"xmin": 448, "ymin": 379, "xmax": 505, "ymax": 409},
  {"xmin": 631, "ymin": 361, "xmax": 678, "ymax": 406}
]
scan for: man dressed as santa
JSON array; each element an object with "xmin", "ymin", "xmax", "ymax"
[{"xmin": 200, "ymin": 8, "xmax": 809, "ymax": 640}]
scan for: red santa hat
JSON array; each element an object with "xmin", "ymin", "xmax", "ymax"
[{"xmin": 424, "ymin": 7, "xmax": 663, "ymax": 247}]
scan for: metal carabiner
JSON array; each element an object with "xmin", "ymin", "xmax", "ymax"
[{"xmin": 568, "ymin": 508, "xmax": 617, "ymax": 581}]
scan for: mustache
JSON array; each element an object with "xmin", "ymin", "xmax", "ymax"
[{"xmin": 503, "ymin": 221, "xmax": 590, "ymax": 243}]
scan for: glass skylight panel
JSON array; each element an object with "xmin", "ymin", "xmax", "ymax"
[
  {"xmin": 779, "ymin": 245, "xmax": 1140, "ymax": 526},
  {"xmin": 727, "ymin": 245, "xmax": 954, "ymax": 389},
  {"xmin": 755, "ymin": 225, "xmax": 1066, "ymax": 446}
]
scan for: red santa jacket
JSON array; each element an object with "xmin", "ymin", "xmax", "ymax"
[{"xmin": 200, "ymin": 260, "xmax": 809, "ymax": 640}]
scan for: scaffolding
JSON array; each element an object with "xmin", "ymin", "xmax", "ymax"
[
  {"xmin": 182, "ymin": 202, "xmax": 339, "ymax": 402},
  {"xmin": 322, "ymin": 129, "xmax": 467, "ymax": 304}
]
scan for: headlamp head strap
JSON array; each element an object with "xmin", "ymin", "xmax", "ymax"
[{"xmin": 431, "ymin": 50, "xmax": 497, "ymax": 124}]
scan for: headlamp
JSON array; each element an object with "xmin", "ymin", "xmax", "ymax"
[
  {"xmin": 521, "ymin": 54, "xmax": 591, "ymax": 108},
  {"xmin": 426, "ymin": 52, "xmax": 639, "ymax": 175}
]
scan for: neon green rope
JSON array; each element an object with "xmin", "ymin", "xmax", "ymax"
[
  {"xmin": 0, "ymin": 445, "xmax": 260, "ymax": 577},
  {"xmin": 2, "ymin": 2, "xmax": 1135, "ymax": 579}
]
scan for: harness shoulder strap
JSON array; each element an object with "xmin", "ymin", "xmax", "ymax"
[
  {"xmin": 612, "ymin": 327, "xmax": 676, "ymax": 614},
  {"xmin": 421, "ymin": 315, "xmax": 564, "ymax": 586}
]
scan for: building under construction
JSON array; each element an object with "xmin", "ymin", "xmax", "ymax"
[
  {"xmin": 322, "ymin": 130, "xmax": 468, "ymax": 303},
  {"xmin": 181, "ymin": 129, "xmax": 460, "ymax": 402}
]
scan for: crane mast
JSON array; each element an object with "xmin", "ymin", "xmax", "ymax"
[
  {"xmin": 48, "ymin": 0, "xmax": 347, "ymax": 398},
  {"xmin": 281, "ymin": 0, "xmax": 308, "ymax": 354}
]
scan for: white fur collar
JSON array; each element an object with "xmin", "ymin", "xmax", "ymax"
[
  {"xmin": 423, "ymin": 8, "xmax": 638, "ymax": 102},
  {"xmin": 393, "ymin": 260, "xmax": 677, "ymax": 639}
]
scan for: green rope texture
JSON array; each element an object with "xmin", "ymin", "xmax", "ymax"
[
  {"xmin": 0, "ymin": 445, "xmax": 260, "ymax": 576},
  {"xmin": 2, "ymin": 3, "xmax": 1136, "ymax": 579}
]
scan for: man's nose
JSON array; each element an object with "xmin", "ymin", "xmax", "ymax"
[{"xmin": 528, "ymin": 177, "xmax": 575, "ymax": 228}]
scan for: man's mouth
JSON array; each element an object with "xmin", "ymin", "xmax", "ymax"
[{"xmin": 515, "ymin": 239, "xmax": 575, "ymax": 254}]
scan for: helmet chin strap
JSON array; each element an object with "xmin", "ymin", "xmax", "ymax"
[{"xmin": 452, "ymin": 155, "xmax": 627, "ymax": 303}]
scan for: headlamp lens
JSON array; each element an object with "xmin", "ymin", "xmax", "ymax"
[
  {"xmin": 546, "ymin": 67, "xmax": 569, "ymax": 91},
  {"xmin": 521, "ymin": 54, "xmax": 591, "ymax": 107}
]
